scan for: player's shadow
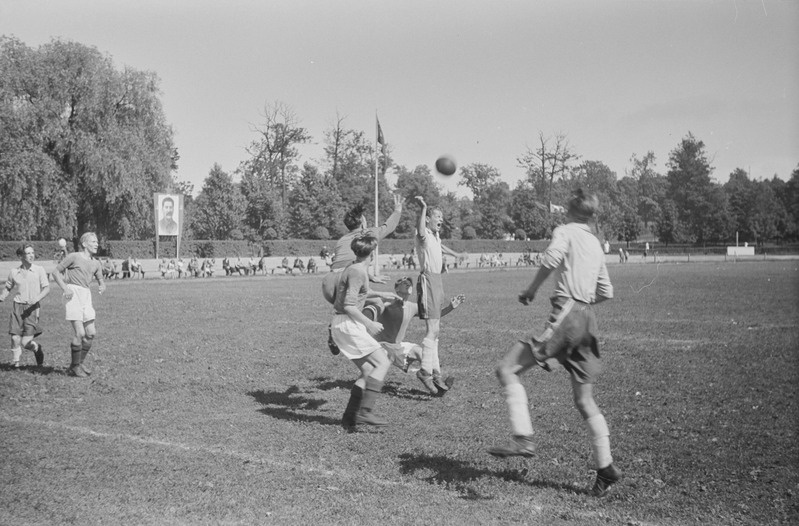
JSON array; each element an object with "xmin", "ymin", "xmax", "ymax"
[
  {"xmin": 247, "ymin": 386, "xmax": 339, "ymax": 426},
  {"xmin": 310, "ymin": 376, "xmax": 430, "ymax": 401},
  {"xmin": 398, "ymin": 452, "xmax": 583, "ymax": 497},
  {"xmin": 309, "ymin": 377, "xmax": 352, "ymax": 391},
  {"xmin": 0, "ymin": 364, "xmax": 58, "ymax": 376}
]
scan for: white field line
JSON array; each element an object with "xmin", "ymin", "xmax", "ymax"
[
  {"xmin": 0, "ymin": 416, "xmax": 643, "ymax": 523},
  {"xmin": 0, "ymin": 413, "xmax": 399, "ymax": 486}
]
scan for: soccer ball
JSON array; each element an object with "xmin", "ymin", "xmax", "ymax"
[
  {"xmin": 435, "ymin": 155, "xmax": 457, "ymax": 176},
  {"xmin": 57, "ymin": 238, "xmax": 67, "ymax": 248}
]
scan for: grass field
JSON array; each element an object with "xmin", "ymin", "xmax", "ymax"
[{"xmin": 1, "ymin": 261, "xmax": 797, "ymax": 525}]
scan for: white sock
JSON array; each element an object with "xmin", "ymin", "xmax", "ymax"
[
  {"xmin": 505, "ymin": 382, "xmax": 534, "ymax": 437},
  {"xmin": 431, "ymin": 338, "xmax": 441, "ymax": 376},
  {"xmin": 585, "ymin": 414, "xmax": 613, "ymax": 469},
  {"xmin": 420, "ymin": 338, "xmax": 435, "ymax": 375},
  {"xmin": 11, "ymin": 347, "xmax": 22, "ymax": 364}
]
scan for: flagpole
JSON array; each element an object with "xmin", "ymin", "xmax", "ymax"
[{"xmin": 373, "ymin": 114, "xmax": 380, "ymax": 276}]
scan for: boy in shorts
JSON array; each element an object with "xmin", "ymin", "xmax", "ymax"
[
  {"xmin": 488, "ymin": 189, "xmax": 622, "ymax": 498},
  {"xmin": 52, "ymin": 232, "xmax": 106, "ymax": 378},
  {"xmin": 0, "ymin": 245, "xmax": 50, "ymax": 367},
  {"xmin": 414, "ymin": 196, "xmax": 467, "ymax": 395},
  {"xmin": 330, "ymin": 235, "xmax": 392, "ymax": 430}
]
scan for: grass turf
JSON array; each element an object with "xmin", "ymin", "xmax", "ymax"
[{"xmin": 1, "ymin": 261, "xmax": 797, "ymax": 525}]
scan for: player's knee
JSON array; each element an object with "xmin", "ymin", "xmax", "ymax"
[
  {"xmin": 495, "ymin": 361, "xmax": 514, "ymax": 385},
  {"xmin": 573, "ymin": 392, "xmax": 597, "ymax": 417}
]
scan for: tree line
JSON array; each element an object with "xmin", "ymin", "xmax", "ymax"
[{"xmin": 2, "ymin": 37, "xmax": 798, "ymax": 246}]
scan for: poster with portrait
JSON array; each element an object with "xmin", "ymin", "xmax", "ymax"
[{"xmin": 155, "ymin": 193, "xmax": 182, "ymax": 236}]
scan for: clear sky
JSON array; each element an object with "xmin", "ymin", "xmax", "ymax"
[{"xmin": 2, "ymin": 0, "xmax": 797, "ymax": 197}]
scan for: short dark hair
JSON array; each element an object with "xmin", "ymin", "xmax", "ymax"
[
  {"xmin": 343, "ymin": 203, "xmax": 365, "ymax": 230},
  {"xmin": 567, "ymin": 189, "xmax": 599, "ymax": 222},
  {"xmin": 162, "ymin": 196, "xmax": 174, "ymax": 207},
  {"xmin": 16, "ymin": 244, "xmax": 33, "ymax": 258},
  {"xmin": 351, "ymin": 235, "xmax": 377, "ymax": 258}
]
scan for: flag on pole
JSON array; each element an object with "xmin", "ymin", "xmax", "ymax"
[{"xmin": 376, "ymin": 116, "xmax": 386, "ymax": 155}]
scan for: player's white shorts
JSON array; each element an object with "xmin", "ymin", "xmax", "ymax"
[
  {"xmin": 381, "ymin": 341, "xmax": 421, "ymax": 372},
  {"xmin": 330, "ymin": 314, "xmax": 383, "ymax": 360},
  {"xmin": 64, "ymin": 285, "xmax": 95, "ymax": 323}
]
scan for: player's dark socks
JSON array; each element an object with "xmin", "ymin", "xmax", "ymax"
[
  {"xmin": 79, "ymin": 344, "xmax": 92, "ymax": 374},
  {"xmin": 70, "ymin": 344, "xmax": 82, "ymax": 368},
  {"xmin": 356, "ymin": 378, "xmax": 387, "ymax": 426},
  {"xmin": 341, "ymin": 385, "xmax": 363, "ymax": 429}
]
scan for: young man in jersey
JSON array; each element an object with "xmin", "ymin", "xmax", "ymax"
[
  {"xmin": 52, "ymin": 232, "xmax": 106, "ymax": 378},
  {"xmin": 488, "ymin": 189, "xmax": 621, "ymax": 498},
  {"xmin": 0, "ymin": 245, "xmax": 50, "ymax": 368},
  {"xmin": 323, "ymin": 195, "xmax": 403, "ymax": 355},
  {"xmin": 413, "ymin": 196, "xmax": 467, "ymax": 395}
]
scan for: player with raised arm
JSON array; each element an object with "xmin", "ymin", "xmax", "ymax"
[{"xmin": 413, "ymin": 196, "xmax": 467, "ymax": 395}]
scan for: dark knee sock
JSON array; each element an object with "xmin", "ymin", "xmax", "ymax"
[
  {"xmin": 359, "ymin": 377, "xmax": 384, "ymax": 414},
  {"xmin": 80, "ymin": 342, "xmax": 92, "ymax": 364},
  {"xmin": 342, "ymin": 385, "xmax": 363, "ymax": 425},
  {"xmin": 70, "ymin": 344, "xmax": 82, "ymax": 367}
]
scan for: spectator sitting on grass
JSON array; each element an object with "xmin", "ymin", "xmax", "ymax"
[
  {"xmin": 166, "ymin": 259, "xmax": 177, "ymax": 279},
  {"xmin": 307, "ymin": 257, "xmax": 318, "ymax": 274},
  {"xmin": 281, "ymin": 256, "xmax": 292, "ymax": 275},
  {"xmin": 293, "ymin": 257, "xmax": 305, "ymax": 274},
  {"xmin": 188, "ymin": 257, "xmax": 200, "ymax": 277},
  {"xmin": 130, "ymin": 258, "xmax": 144, "ymax": 278},
  {"xmin": 201, "ymin": 258, "xmax": 215, "ymax": 278},
  {"xmin": 102, "ymin": 258, "xmax": 119, "ymax": 279},
  {"xmin": 234, "ymin": 258, "xmax": 249, "ymax": 276}
]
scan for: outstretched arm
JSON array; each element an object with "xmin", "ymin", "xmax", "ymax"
[
  {"xmin": 440, "ymin": 294, "xmax": 466, "ymax": 317},
  {"xmin": 0, "ymin": 275, "xmax": 12, "ymax": 302},
  {"xmin": 440, "ymin": 243, "xmax": 467, "ymax": 261},
  {"xmin": 376, "ymin": 193, "xmax": 404, "ymax": 240}
]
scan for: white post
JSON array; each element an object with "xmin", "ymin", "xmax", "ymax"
[{"xmin": 373, "ymin": 115, "xmax": 380, "ymax": 276}]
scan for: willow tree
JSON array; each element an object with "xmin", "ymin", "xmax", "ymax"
[{"xmin": 0, "ymin": 37, "xmax": 177, "ymax": 241}]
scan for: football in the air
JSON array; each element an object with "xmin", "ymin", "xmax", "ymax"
[
  {"xmin": 435, "ymin": 155, "xmax": 457, "ymax": 176},
  {"xmin": 57, "ymin": 238, "xmax": 67, "ymax": 248}
]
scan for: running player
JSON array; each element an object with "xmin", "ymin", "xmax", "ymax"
[
  {"xmin": 0, "ymin": 245, "xmax": 49, "ymax": 368},
  {"xmin": 487, "ymin": 189, "xmax": 621, "ymax": 497}
]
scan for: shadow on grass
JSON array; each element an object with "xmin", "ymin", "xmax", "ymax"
[
  {"xmin": 247, "ymin": 386, "xmax": 340, "ymax": 426},
  {"xmin": 310, "ymin": 376, "xmax": 431, "ymax": 401},
  {"xmin": 0, "ymin": 363, "xmax": 60, "ymax": 376},
  {"xmin": 398, "ymin": 452, "xmax": 583, "ymax": 498}
]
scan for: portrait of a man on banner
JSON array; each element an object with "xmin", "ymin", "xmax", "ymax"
[{"xmin": 156, "ymin": 194, "xmax": 180, "ymax": 236}]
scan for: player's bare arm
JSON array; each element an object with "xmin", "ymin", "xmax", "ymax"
[
  {"xmin": 519, "ymin": 266, "xmax": 553, "ymax": 305},
  {"xmin": 414, "ymin": 196, "xmax": 427, "ymax": 236},
  {"xmin": 440, "ymin": 294, "xmax": 466, "ymax": 317},
  {"xmin": 441, "ymin": 244, "xmax": 466, "ymax": 260},
  {"xmin": 51, "ymin": 271, "xmax": 73, "ymax": 300}
]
